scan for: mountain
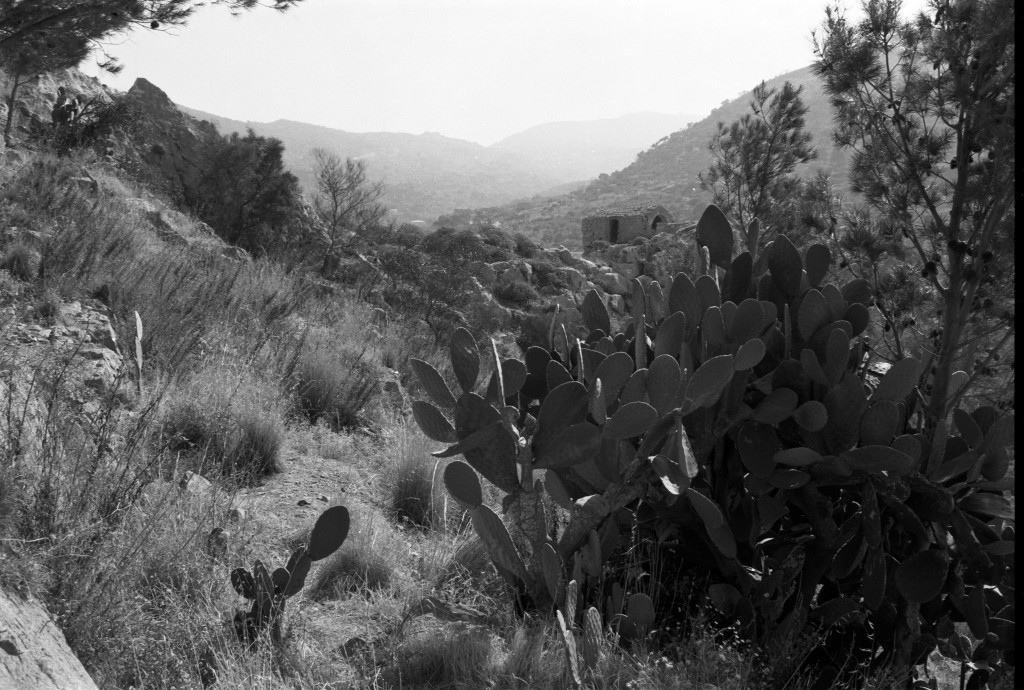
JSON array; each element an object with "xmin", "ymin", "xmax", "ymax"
[
  {"xmin": 176, "ymin": 107, "xmax": 702, "ymax": 226},
  {"xmin": 490, "ymin": 111, "xmax": 700, "ymax": 182},
  {"xmin": 177, "ymin": 107, "xmax": 565, "ymax": 224},
  {"xmin": 439, "ymin": 65, "xmax": 849, "ymax": 249}
]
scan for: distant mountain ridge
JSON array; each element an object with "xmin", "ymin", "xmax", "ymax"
[
  {"xmin": 439, "ymin": 65, "xmax": 850, "ymax": 249},
  {"xmin": 177, "ymin": 106, "xmax": 562, "ymax": 223},
  {"xmin": 490, "ymin": 111, "xmax": 700, "ymax": 181},
  {"xmin": 177, "ymin": 107, "xmax": 698, "ymax": 225}
]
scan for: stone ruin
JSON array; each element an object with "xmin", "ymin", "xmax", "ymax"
[{"xmin": 580, "ymin": 205, "xmax": 674, "ymax": 246}]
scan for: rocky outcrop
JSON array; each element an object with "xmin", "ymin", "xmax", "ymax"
[
  {"xmin": 122, "ymin": 78, "xmax": 221, "ymax": 200},
  {"xmin": 0, "ymin": 588, "xmax": 98, "ymax": 690},
  {"xmin": 0, "ymin": 67, "xmax": 112, "ymax": 146}
]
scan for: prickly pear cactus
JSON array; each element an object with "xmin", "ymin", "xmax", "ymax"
[
  {"xmin": 411, "ymin": 204, "xmax": 1015, "ymax": 687},
  {"xmin": 230, "ymin": 505, "xmax": 349, "ymax": 648}
]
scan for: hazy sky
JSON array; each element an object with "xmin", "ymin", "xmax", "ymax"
[{"xmin": 82, "ymin": 0, "xmax": 932, "ymax": 146}]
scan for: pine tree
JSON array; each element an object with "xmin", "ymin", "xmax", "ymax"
[
  {"xmin": 814, "ymin": 0, "xmax": 1015, "ymax": 427},
  {"xmin": 699, "ymin": 80, "xmax": 817, "ymax": 255}
]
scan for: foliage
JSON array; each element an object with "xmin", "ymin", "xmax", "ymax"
[
  {"xmin": 813, "ymin": 0, "xmax": 1015, "ymax": 423},
  {"xmin": 699, "ymin": 80, "xmax": 817, "ymax": 255},
  {"xmin": 189, "ymin": 128, "xmax": 302, "ymax": 256},
  {"xmin": 286, "ymin": 346, "xmax": 379, "ymax": 431},
  {"xmin": 494, "ymin": 280, "xmax": 541, "ymax": 308},
  {"xmin": 0, "ymin": 1, "xmax": 302, "ymax": 67},
  {"xmin": 378, "ymin": 227, "xmax": 488, "ymax": 341},
  {"xmin": 310, "ymin": 147, "xmax": 386, "ymax": 276},
  {"xmin": 0, "ymin": 13, "xmax": 88, "ymax": 145},
  {"xmin": 411, "ymin": 204, "xmax": 1015, "ymax": 689}
]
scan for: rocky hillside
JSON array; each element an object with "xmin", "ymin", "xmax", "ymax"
[{"xmin": 439, "ymin": 65, "xmax": 849, "ymax": 249}]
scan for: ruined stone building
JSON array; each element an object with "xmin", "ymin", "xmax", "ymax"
[{"xmin": 581, "ymin": 205, "xmax": 673, "ymax": 246}]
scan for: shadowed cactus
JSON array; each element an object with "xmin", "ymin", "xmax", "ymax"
[{"xmin": 230, "ymin": 505, "xmax": 349, "ymax": 648}]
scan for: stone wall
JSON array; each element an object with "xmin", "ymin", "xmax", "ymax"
[{"xmin": 580, "ymin": 206, "xmax": 673, "ymax": 247}]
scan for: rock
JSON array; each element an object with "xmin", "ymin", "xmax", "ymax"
[
  {"xmin": 221, "ymin": 246, "xmax": 251, "ymax": 262},
  {"xmin": 121, "ymin": 197, "xmax": 158, "ymax": 216},
  {"xmin": 0, "ymin": 588, "xmax": 99, "ymax": 690},
  {"xmin": 79, "ymin": 347, "xmax": 122, "ymax": 393},
  {"xmin": 123, "ymin": 78, "xmax": 221, "ymax": 199},
  {"xmin": 556, "ymin": 266, "xmax": 587, "ymax": 290},
  {"xmin": 463, "ymin": 279, "xmax": 513, "ymax": 330},
  {"xmin": 380, "ymin": 368, "xmax": 407, "ymax": 409},
  {"xmin": 592, "ymin": 272, "xmax": 630, "ymax": 296},
  {"xmin": 552, "ymin": 293, "xmax": 578, "ymax": 311},
  {"xmin": 181, "ymin": 471, "xmax": 212, "ymax": 495},
  {"xmin": 557, "ymin": 246, "xmax": 576, "ymax": 264},
  {"xmin": 608, "ymin": 294, "xmax": 626, "ymax": 315},
  {"xmin": 298, "ymin": 497, "xmax": 312, "ymax": 506},
  {"xmin": 70, "ymin": 175, "xmax": 98, "ymax": 194},
  {"xmin": 468, "ymin": 261, "xmax": 497, "ymax": 286},
  {"xmin": 611, "ymin": 261, "xmax": 640, "ymax": 280}
]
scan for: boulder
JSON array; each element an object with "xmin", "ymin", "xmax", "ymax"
[
  {"xmin": 464, "ymin": 279, "xmax": 513, "ymax": 330},
  {"xmin": 556, "ymin": 266, "xmax": 587, "ymax": 291},
  {"xmin": 611, "ymin": 262, "xmax": 640, "ymax": 280},
  {"xmin": 180, "ymin": 470, "xmax": 213, "ymax": 495},
  {"xmin": 551, "ymin": 293, "xmax": 578, "ymax": 311},
  {"xmin": 592, "ymin": 272, "xmax": 630, "ymax": 296},
  {"xmin": 608, "ymin": 294, "xmax": 627, "ymax": 315},
  {"xmin": 0, "ymin": 588, "xmax": 99, "ymax": 690}
]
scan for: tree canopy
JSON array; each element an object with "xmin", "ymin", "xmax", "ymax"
[
  {"xmin": 699, "ymin": 80, "xmax": 817, "ymax": 253},
  {"xmin": 0, "ymin": 1, "xmax": 302, "ymax": 61},
  {"xmin": 814, "ymin": 0, "xmax": 1015, "ymax": 425}
]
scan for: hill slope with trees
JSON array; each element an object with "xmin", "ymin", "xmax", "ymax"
[{"xmin": 439, "ymin": 65, "xmax": 850, "ymax": 248}]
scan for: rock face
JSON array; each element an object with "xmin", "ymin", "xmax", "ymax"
[
  {"xmin": 0, "ymin": 67, "xmax": 112, "ymax": 145},
  {"xmin": 122, "ymin": 78, "xmax": 221, "ymax": 200},
  {"xmin": 0, "ymin": 588, "xmax": 98, "ymax": 690}
]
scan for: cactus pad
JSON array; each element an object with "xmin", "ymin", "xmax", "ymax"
[
  {"xmin": 443, "ymin": 460, "xmax": 483, "ymax": 508},
  {"xmin": 308, "ymin": 505, "xmax": 350, "ymax": 561}
]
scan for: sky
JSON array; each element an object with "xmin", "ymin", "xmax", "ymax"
[{"xmin": 81, "ymin": 0, "xmax": 933, "ymax": 146}]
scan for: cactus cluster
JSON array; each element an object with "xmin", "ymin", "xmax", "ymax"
[
  {"xmin": 410, "ymin": 204, "xmax": 1015, "ymax": 688},
  {"xmin": 230, "ymin": 505, "xmax": 349, "ymax": 647}
]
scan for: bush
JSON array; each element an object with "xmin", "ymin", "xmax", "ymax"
[
  {"xmin": 493, "ymin": 281, "xmax": 540, "ymax": 308},
  {"xmin": 513, "ymin": 232, "xmax": 542, "ymax": 258},
  {"xmin": 527, "ymin": 259, "xmax": 569, "ymax": 290},
  {"xmin": 160, "ymin": 370, "xmax": 285, "ymax": 483},
  {"xmin": 289, "ymin": 348, "xmax": 378, "ymax": 431},
  {"xmin": 227, "ymin": 407, "xmax": 284, "ymax": 479},
  {"xmin": 3, "ymin": 244, "xmax": 39, "ymax": 282},
  {"xmin": 390, "ymin": 454, "xmax": 441, "ymax": 529},
  {"xmin": 479, "ymin": 226, "xmax": 516, "ymax": 252}
]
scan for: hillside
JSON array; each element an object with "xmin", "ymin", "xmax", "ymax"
[
  {"xmin": 440, "ymin": 65, "xmax": 849, "ymax": 248},
  {"xmin": 490, "ymin": 111, "xmax": 699, "ymax": 182},
  {"xmin": 178, "ymin": 107, "xmax": 564, "ymax": 224}
]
